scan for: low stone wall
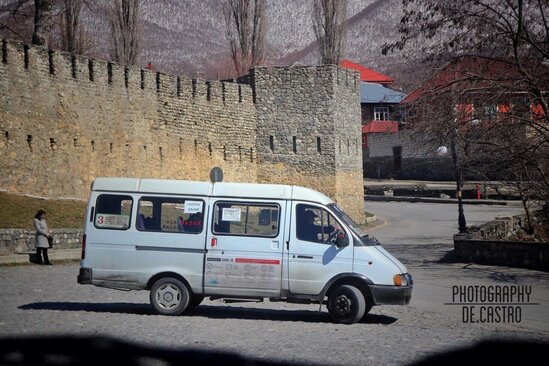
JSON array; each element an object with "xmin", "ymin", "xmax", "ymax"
[
  {"xmin": 454, "ymin": 237, "xmax": 549, "ymax": 271},
  {"xmin": 454, "ymin": 216, "xmax": 549, "ymax": 271},
  {"xmin": 0, "ymin": 228, "xmax": 82, "ymax": 256},
  {"xmin": 363, "ymin": 157, "xmax": 454, "ymax": 180}
]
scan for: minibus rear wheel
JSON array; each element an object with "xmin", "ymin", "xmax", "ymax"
[
  {"xmin": 150, "ymin": 277, "xmax": 190, "ymax": 316},
  {"xmin": 327, "ymin": 285, "xmax": 366, "ymax": 324}
]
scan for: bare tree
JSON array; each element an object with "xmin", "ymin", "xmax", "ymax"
[
  {"xmin": 32, "ymin": 0, "xmax": 52, "ymax": 46},
  {"xmin": 223, "ymin": 0, "xmax": 267, "ymax": 76},
  {"xmin": 312, "ymin": 0, "xmax": 347, "ymax": 65},
  {"xmin": 0, "ymin": 0, "xmax": 52, "ymax": 46},
  {"xmin": 108, "ymin": 0, "xmax": 140, "ymax": 66},
  {"xmin": 0, "ymin": 1, "xmax": 34, "ymax": 41},
  {"xmin": 389, "ymin": 0, "xmax": 549, "ymax": 232},
  {"xmin": 59, "ymin": 0, "xmax": 85, "ymax": 54}
]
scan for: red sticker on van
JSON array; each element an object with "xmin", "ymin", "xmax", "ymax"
[{"xmin": 235, "ymin": 258, "xmax": 280, "ymax": 265}]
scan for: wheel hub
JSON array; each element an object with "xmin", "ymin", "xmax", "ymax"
[
  {"xmin": 156, "ymin": 284, "xmax": 181, "ymax": 309},
  {"xmin": 335, "ymin": 295, "xmax": 351, "ymax": 315}
]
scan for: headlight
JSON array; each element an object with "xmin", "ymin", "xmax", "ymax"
[
  {"xmin": 393, "ymin": 273, "xmax": 412, "ymax": 286},
  {"xmin": 405, "ymin": 273, "xmax": 413, "ymax": 286}
]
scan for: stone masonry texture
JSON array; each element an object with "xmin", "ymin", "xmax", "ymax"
[
  {"xmin": 251, "ymin": 66, "xmax": 365, "ymax": 222},
  {"xmin": 0, "ymin": 39, "xmax": 365, "ymax": 223},
  {"xmin": 0, "ymin": 228, "xmax": 82, "ymax": 256}
]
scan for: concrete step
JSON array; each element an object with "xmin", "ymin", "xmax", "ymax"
[
  {"xmin": 0, "ymin": 248, "xmax": 81, "ymax": 265},
  {"xmin": 364, "ymin": 195, "xmax": 521, "ymax": 205}
]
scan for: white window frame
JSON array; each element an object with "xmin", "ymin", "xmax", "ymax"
[{"xmin": 374, "ymin": 107, "xmax": 390, "ymax": 121}]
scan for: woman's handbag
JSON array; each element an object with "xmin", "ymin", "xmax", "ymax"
[{"xmin": 47, "ymin": 236, "xmax": 54, "ymax": 248}]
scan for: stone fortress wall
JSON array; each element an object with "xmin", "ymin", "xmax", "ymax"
[
  {"xmin": 0, "ymin": 38, "xmax": 364, "ymax": 223},
  {"xmin": 251, "ymin": 66, "xmax": 364, "ymax": 222}
]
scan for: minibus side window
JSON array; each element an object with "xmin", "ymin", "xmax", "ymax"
[
  {"xmin": 94, "ymin": 194, "xmax": 133, "ymax": 230},
  {"xmin": 296, "ymin": 204, "xmax": 340, "ymax": 244},
  {"xmin": 137, "ymin": 197, "xmax": 204, "ymax": 234},
  {"xmin": 213, "ymin": 202, "xmax": 279, "ymax": 238}
]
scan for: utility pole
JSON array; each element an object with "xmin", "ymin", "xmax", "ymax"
[{"xmin": 450, "ymin": 129, "xmax": 467, "ymax": 233}]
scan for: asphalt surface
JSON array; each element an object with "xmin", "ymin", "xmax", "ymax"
[
  {"xmin": 0, "ymin": 201, "xmax": 547, "ymax": 366},
  {"xmin": 365, "ymin": 201, "xmax": 549, "ymax": 334}
]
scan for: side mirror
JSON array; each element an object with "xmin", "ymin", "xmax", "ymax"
[{"xmin": 335, "ymin": 231, "xmax": 349, "ymax": 248}]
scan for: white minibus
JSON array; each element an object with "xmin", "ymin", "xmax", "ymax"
[{"xmin": 78, "ymin": 177, "xmax": 412, "ymax": 324}]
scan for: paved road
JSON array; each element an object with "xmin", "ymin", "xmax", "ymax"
[
  {"xmin": 365, "ymin": 201, "xmax": 549, "ymax": 334},
  {"xmin": 0, "ymin": 202, "xmax": 547, "ymax": 366},
  {"xmin": 366, "ymin": 201, "xmax": 525, "ymax": 245}
]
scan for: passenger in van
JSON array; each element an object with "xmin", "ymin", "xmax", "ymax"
[
  {"xmin": 137, "ymin": 214, "xmax": 146, "ymax": 230},
  {"xmin": 299, "ymin": 210, "xmax": 335, "ymax": 243},
  {"xmin": 184, "ymin": 213, "xmax": 203, "ymax": 233},
  {"xmin": 177, "ymin": 216, "xmax": 185, "ymax": 232},
  {"xmin": 145, "ymin": 216, "xmax": 155, "ymax": 230}
]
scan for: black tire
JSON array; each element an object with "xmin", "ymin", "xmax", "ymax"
[
  {"xmin": 150, "ymin": 277, "xmax": 190, "ymax": 316},
  {"xmin": 327, "ymin": 285, "xmax": 366, "ymax": 324},
  {"xmin": 360, "ymin": 302, "xmax": 374, "ymax": 322},
  {"xmin": 188, "ymin": 294, "xmax": 204, "ymax": 309},
  {"xmin": 362, "ymin": 288, "xmax": 374, "ymax": 318}
]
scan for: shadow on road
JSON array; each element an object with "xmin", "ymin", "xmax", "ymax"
[
  {"xmin": 18, "ymin": 302, "xmax": 398, "ymax": 324},
  {"xmin": 1, "ymin": 335, "xmax": 546, "ymax": 366},
  {"xmin": 19, "ymin": 302, "xmax": 154, "ymax": 315},
  {"xmin": 438, "ymin": 249, "xmax": 458, "ymax": 264},
  {"xmin": 459, "ymin": 264, "xmax": 549, "ymax": 283},
  {"xmin": 360, "ymin": 313, "xmax": 398, "ymax": 325}
]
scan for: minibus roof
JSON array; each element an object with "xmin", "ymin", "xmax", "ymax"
[{"xmin": 91, "ymin": 178, "xmax": 333, "ymax": 204}]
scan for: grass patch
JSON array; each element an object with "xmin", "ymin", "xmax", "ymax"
[
  {"xmin": 0, "ymin": 193, "xmax": 377, "ymax": 230},
  {"xmin": 0, "ymin": 192, "xmax": 87, "ymax": 229}
]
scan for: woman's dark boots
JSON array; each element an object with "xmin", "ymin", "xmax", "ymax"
[{"xmin": 36, "ymin": 248, "xmax": 52, "ymax": 265}]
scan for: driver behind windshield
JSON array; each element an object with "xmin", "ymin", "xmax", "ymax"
[{"xmin": 298, "ymin": 209, "xmax": 339, "ymax": 243}]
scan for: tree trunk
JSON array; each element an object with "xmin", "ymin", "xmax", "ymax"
[
  {"xmin": 224, "ymin": 0, "xmax": 267, "ymax": 76},
  {"xmin": 60, "ymin": 0, "xmax": 83, "ymax": 54},
  {"xmin": 108, "ymin": 0, "xmax": 141, "ymax": 66},
  {"xmin": 32, "ymin": 0, "xmax": 52, "ymax": 47},
  {"xmin": 312, "ymin": 0, "xmax": 347, "ymax": 65}
]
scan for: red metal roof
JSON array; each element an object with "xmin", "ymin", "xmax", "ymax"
[
  {"xmin": 362, "ymin": 121, "xmax": 399, "ymax": 133},
  {"xmin": 341, "ymin": 59, "xmax": 394, "ymax": 83},
  {"xmin": 402, "ymin": 56, "xmax": 524, "ymax": 104}
]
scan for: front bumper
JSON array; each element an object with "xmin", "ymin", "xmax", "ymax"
[
  {"xmin": 370, "ymin": 284, "xmax": 412, "ymax": 305},
  {"xmin": 77, "ymin": 267, "xmax": 92, "ymax": 284}
]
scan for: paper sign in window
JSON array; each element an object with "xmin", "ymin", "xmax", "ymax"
[
  {"xmin": 95, "ymin": 214, "xmax": 130, "ymax": 229},
  {"xmin": 222, "ymin": 207, "xmax": 241, "ymax": 221},
  {"xmin": 184, "ymin": 201, "xmax": 203, "ymax": 213}
]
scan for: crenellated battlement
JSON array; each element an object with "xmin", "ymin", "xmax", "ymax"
[
  {"xmin": 0, "ymin": 37, "xmax": 258, "ymax": 201},
  {"xmin": 0, "ymin": 38, "xmax": 365, "ymax": 223},
  {"xmin": 0, "ymin": 38, "xmax": 255, "ymax": 105},
  {"xmin": 251, "ymin": 64, "xmax": 364, "ymax": 222}
]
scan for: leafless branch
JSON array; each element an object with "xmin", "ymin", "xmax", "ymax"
[
  {"xmin": 312, "ymin": 0, "xmax": 347, "ymax": 65},
  {"xmin": 108, "ymin": 0, "xmax": 141, "ymax": 66},
  {"xmin": 223, "ymin": 0, "xmax": 266, "ymax": 76}
]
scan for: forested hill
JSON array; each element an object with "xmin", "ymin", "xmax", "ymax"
[{"xmin": 1, "ymin": 0, "xmax": 428, "ymax": 89}]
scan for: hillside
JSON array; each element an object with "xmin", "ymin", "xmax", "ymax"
[
  {"xmin": 0, "ymin": 192, "xmax": 87, "ymax": 229},
  {"xmin": 0, "ymin": 0, "xmax": 426, "ymax": 89}
]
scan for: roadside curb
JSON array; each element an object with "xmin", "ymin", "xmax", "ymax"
[
  {"xmin": 365, "ymin": 218, "xmax": 387, "ymax": 231},
  {"xmin": 0, "ymin": 248, "xmax": 81, "ymax": 265},
  {"xmin": 364, "ymin": 195, "xmax": 519, "ymax": 205}
]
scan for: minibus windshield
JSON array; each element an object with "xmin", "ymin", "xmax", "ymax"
[
  {"xmin": 328, "ymin": 204, "xmax": 379, "ymax": 246},
  {"xmin": 327, "ymin": 204, "xmax": 365, "ymax": 236}
]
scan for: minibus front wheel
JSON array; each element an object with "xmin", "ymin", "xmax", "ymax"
[
  {"xmin": 327, "ymin": 285, "xmax": 366, "ymax": 324},
  {"xmin": 150, "ymin": 277, "xmax": 190, "ymax": 316}
]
